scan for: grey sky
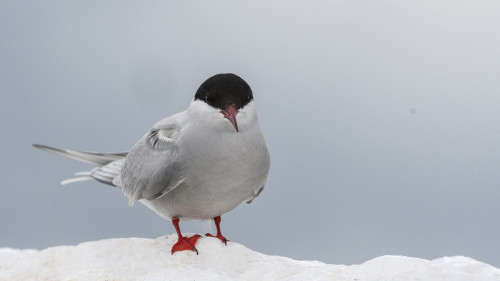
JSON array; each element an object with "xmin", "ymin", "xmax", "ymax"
[{"xmin": 1, "ymin": 1, "xmax": 500, "ymax": 267}]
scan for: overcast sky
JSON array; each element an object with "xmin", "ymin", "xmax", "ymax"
[{"xmin": 1, "ymin": 0, "xmax": 500, "ymax": 267}]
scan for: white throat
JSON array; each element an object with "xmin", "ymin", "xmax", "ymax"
[{"xmin": 187, "ymin": 100, "xmax": 259, "ymax": 133}]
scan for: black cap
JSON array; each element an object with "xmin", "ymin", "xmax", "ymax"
[{"xmin": 194, "ymin": 73, "xmax": 253, "ymax": 110}]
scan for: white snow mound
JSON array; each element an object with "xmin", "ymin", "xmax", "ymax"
[{"xmin": 1, "ymin": 235, "xmax": 499, "ymax": 281}]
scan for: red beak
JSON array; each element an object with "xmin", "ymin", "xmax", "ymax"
[{"xmin": 221, "ymin": 105, "xmax": 239, "ymax": 132}]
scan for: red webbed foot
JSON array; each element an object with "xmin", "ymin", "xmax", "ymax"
[
  {"xmin": 171, "ymin": 234, "xmax": 201, "ymax": 255},
  {"xmin": 205, "ymin": 233, "xmax": 228, "ymax": 245},
  {"xmin": 205, "ymin": 216, "xmax": 229, "ymax": 245}
]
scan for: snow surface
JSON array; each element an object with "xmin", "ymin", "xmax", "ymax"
[{"xmin": 1, "ymin": 235, "xmax": 499, "ymax": 281}]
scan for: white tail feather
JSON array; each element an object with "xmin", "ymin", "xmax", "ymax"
[
  {"xmin": 75, "ymin": 172, "xmax": 92, "ymax": 176},
  {"xmin": 61, "ymin": 176, "xmax": 93, "ymax": 185}
]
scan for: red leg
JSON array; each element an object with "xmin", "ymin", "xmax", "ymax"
[
  {"xmin": 205, "ymin": 216, "xmax": 228, "ymax": 245},
  {"xmin": 171, "ymin": 217, "xmax": 201, "ymax": 255}
]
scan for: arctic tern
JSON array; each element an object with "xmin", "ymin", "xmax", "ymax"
[{"xmin": 33, "ymin": 73, "xmax": 270, "ymax": 254}]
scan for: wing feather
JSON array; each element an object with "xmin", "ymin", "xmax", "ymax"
[
  {"xmin": 33, "ymin": 144, "xmax": 127, "ymax": 166},
  {"xmin": 120, "ymin": 117, "xmax": 185, "ymax": 205},
  {"xmin": 90, "ymin": 159, "xmax": 124, "ymax": 186}
]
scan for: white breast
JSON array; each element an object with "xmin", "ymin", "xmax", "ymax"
[{"xmin": 139, "ymin": 101, "xmax": 270, "ymax": 220}]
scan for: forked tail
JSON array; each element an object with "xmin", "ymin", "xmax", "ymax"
[{"xmin": 33, "ymin": 144, "xmax": 127, "ymax": 186}]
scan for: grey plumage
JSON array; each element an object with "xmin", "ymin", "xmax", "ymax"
[{"xmin": 119, "ymin": 128, "xmax": 185, "ymax": 205}]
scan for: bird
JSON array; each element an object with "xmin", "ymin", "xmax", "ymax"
[{"xmin": 33, "ymin": 73, "xmax": 270, "ymax": 255}]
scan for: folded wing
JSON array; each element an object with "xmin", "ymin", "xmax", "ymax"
[{"xmin": 119, "ymin": 117, "xmax": 185, "ymax": 206}]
